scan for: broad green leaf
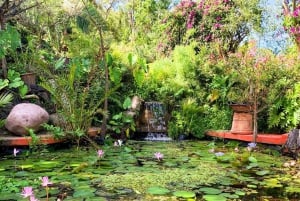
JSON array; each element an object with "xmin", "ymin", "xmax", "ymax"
[
  {"xmin": 146, "ymin": 186, "xmax": 170, "ymax": 195},
  {"xmin": 123, "ymin": 97, "xmax": 132, "ymax": 109},
  {"xmin": 199, "ymin": 187, "xmax": 222, "ymax": 195},
  {"xmin": 203, "ymin": 194, "xmax": 227, "ymax": 201},
  {"xmin": 248, "ymin": 156, "xmax": 257, "ymax": 163},
  {"xmin": 173, "ymin": 191, "xmax": 195, "ymax": 198}
]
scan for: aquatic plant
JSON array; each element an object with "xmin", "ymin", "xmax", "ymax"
[
  {"xmin": 41, "ymin": 176, "xmax": 52, "ymax": 201},
  {"xmin": 21, "ymin": 186, "xmax": 39, "ymax": 201},
  {"xmin": 114, "ymin": 140, "xmax": 123, "ymax": 147},
  {"xmin": 247, "ymin": 142, "xmax": 257, "ymax": 152},
  {"xmin": 215, "ymin": 152, "xmax": 224, "ymax": 157},
  {"xmin": 97, "ymin": 150, "xmax": 105, "ymax": 158},
  {"xmin": 21, "ymin": 186, "xmax": 33, "ymax": 198},
  {"xmin": 154, "ymin": 152, "xmax": 164, "ymax": 161},
  {"xmin": 13, "ymin": 148, "xmax": 19, "ymax": 157},
  {"xmin": 29, "ymin": 195, "xmax": 39, "ymax": 201}
]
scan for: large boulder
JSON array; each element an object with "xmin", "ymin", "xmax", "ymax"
[{"xmin": 5, "ymin": 103, "xmax": 49, "ymax": 136}]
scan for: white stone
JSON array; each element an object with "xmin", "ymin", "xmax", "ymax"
[{"xmin": 5, "ymin": 103, "xmax": 49, "ymax": 135}]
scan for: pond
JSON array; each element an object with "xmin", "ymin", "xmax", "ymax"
[{"xmin": 0, "ymin": 140, "xmax": 299, "ymax": 201}]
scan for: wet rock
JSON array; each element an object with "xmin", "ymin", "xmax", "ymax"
[{"xmin": 5, "ymin": 103, "xmax": 49, "ymax": 136}]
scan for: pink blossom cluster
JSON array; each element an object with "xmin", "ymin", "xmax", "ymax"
[
  {"xmin": 174, "ymin": 0, "xmax": 230, "ymax": 34},
  {"xmin": 292, "ymin": 6, "xmax": 300, "ymax": 17},
  {"xmin": 290, "ymin": 26, "xmax": 300, "ymax": 34},
  {"xmin": 282, "ymin": 1, "xmax": 300, "ymax": 40}
]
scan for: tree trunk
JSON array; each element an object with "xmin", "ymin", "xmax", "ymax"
[
  {"xmin": 0, "ymin": 15, "xmax": 8, "ymax": 78},
  {"xmin": 98, "ymin": 28, "xmax": 109, "ymax": 139},
  {"xmin": 252, "ymin": 94, "xmax": 258, "ymax": 142}
]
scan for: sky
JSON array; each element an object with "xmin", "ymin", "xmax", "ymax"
[{"xmin": 250, "ymin": 0, "xmax": 291, "ymax": 53}]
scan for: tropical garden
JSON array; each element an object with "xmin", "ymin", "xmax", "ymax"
[{"xmin": 1, "ymin": 0, "xmax": 300, "ymax": 200}]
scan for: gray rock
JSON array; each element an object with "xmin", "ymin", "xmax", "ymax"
[{"xmin": 5, "ymin": 103, "xmax": 49, "ymax": 135}]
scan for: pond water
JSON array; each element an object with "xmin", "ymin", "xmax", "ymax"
[{"xmin": 0, "ymin": 140, "xmax": 300, "ymax": 201}]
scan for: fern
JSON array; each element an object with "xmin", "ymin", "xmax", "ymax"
[{"xmin": 0, "ymin": 92, "xmax": 13, "ymax": 108}]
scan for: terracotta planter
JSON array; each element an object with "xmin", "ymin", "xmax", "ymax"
[
  {"xmin": 229, "ymin": 104, "xmax": 253, "ymax": 113},
  {"xmin": 230, "ymin": 104, "xmax": 253, "ymax": 135},
  {"xmin": 21, "ymin": 72, "xmax": 36, "ymax": 87},
  {"xmin": 87, "ymin": 127, "xmax": 101, "ymax": 137}
]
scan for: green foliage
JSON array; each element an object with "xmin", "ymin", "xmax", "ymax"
[
  {"xmin": 39, "ymin": 57, "xmax": 108, "ymax": 140},
  {"xmin": 0, "ymin": 69, "xmax": 28, "ymax": 99},
  {"xmin": 42, "ymin": 123, "xmax": 65, "ymax": 139},
  {"xmin": 268, "ymin": 81, "xmax": 300, "ymax": 131},
  {"xmin": 168, "ymin": 98, "xmax": 204, "ymax": 139},
  {"xmin": 0, "ymin": 92, "xmax": 13, "ymax": 108},
  {"xmin": 108, "ymin": 97, "xmax": 136, "ymax": 137},
  {"xmin": 0, "ymin": 25, "xmax": 21, "ymax": 59},
  {"xmin": 140, "ymin": 45, "xmax": 200, "ymax": 103}
]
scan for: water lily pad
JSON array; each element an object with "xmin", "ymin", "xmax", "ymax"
[
  {"xmin": 199, "ymin": 187, "xmax": 222, "ymax": 195},
  {"xmin": 235, "ymin": 190, "xmax": 245, "ymax": 196},
  {"xmin": 73, "ymin": 189, "xmax": 95, "ymax": 198},
  {"xmin": 220, "ymin": 193, "xmax": 239, "ymax": 199},
  {"xmin": 247, "ymin": 184, "xmax": 257, "ymax": 189},
  {"xmin": 14, "ymin": 171, "xmax": 30, "ymax": 177},
  {"xmin": 286, "ymin": 186, "xmax": 300, "ymax": 193},
  {"xmin": 248, "ymin": 156, "xmax": 257, "ymax": 163},
  {"xmin": 173, "ymin": 190, "xmax": 195, "ymax": 198},
  {"xmin": 146, "ymin": 186, "xmax": 170, "ymax": 195},
  {"xmin": 255, "ymin": 170, "xmax": 270, "ymax": 176},
  {"xmin": 163, "ymin": 161, "xmax": 178, "ymax": 167},
  {"xmin": 202, "ymin": 194, "xmax": 227, "ymax": 201},
  {"xmin": 263, "ymin": 178, "xmax": 283, "ymax": 188}
]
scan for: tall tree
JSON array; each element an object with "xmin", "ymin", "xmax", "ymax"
[
  {"xmin": 159, "ymin": 0, "xmax": 262, "ymax": 56},
  {"xmin": 0, "ymin": 0, "xmax": 39, "ymax": 78}
]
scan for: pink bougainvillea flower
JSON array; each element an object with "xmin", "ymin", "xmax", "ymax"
[
  {"xmin": 13, "ymin": 148, "xmax": 19, "ymax": 157},
  {"xmin": 97, "ymin": 149, "xmax": 105, "ymax": 158},
  {"xmin": 21, "ymin": 186, "xmax": 34, "ymax": 198},
  {"xmin": 41, "ymin": 176, "xmax": 52, "ymax": 187},
  {"xmin": 154, "ymin": 152, "xmax": 164, "ymax": 161}
]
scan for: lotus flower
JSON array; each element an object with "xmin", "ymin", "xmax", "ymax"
[
  {"xmin": 21, "ymin": 186, "xmax": 34, "ymax": 198},
  {"xmin": 41, "ymin": 176, "xmax": 52, "ymax": 187},
  {"xmin": 154, "ymin": 152, "xmax": 164, "ymax": 161},
  {"xmin": 97, "ymin": 150, "xmax": 104, "ymax": 158}
]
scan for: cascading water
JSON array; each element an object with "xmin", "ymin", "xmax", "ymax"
[{"xmin": 136, "ymin": 101, "xmax": 171, "ymax": 141}]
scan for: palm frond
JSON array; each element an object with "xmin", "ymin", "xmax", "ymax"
[{"xmin": 0, "ymin": 92, "xmax": 13, "ymax": 108}]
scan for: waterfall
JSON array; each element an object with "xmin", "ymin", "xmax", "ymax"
[{"xmin": 136, "ymin": 101, "xmax": 171, "ymax": 141}]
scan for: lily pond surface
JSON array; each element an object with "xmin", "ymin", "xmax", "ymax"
[{"xmin": 0, "ymin": 140, "xmax": 300, "ymax": 201}]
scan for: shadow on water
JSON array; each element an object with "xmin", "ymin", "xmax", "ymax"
[{"xmin": 0, "ymin": 140, "xmax": 300, "ymax": 200}]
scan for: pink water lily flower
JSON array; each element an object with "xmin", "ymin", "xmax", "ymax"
[
  {"xmin": 97, "ymin": 150, "xmax": 104, "ymax": 158},
  {"xmin": 30, "ymin": 195, "xmax": 40, "ymax": 201},
  {"xmin": 13, "ymin": 148, "xmax": 19, "ymax": 157},
  {"xmin": 41, "ymin": 176, "xmax": 52, "ymax": 187},
  {"xmin": 21, "ymin": 186, "xmax": 34, "ymax": 198},
  {"xmin": 215, "ymin": 152, "xmax": 224, "ymax": 157},
  {"xmin": 154, "ymin": 152, "xmax": 164, "ymax": 161}
]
